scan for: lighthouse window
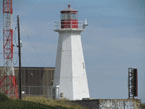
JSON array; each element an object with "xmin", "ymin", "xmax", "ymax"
[
  {"xmin": 67, "ymin": 13, "xmax": 71, "ymax": 19},
  {"xmin": 61, "ymin": 14, "xmax": 65, "ymax": 20},
  {"xmin": 61, "ymin": 13, "xmax": 68, "ymax": 20},
  {"xmin": 61, "ymin": 13, "xmax": 77, "ymax": 20},
  {"xmin": 71, "ymin": 13, "xmax": 77, "ymax": 19}
]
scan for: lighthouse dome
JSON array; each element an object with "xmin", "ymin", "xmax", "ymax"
[{"xmin": 61, "ymin": 4, "xmax": 78, "ymax": 13}]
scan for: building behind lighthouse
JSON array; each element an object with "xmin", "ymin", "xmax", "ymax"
[{"xmin": 53, "ymin": 5, "xmax": 90, "ymax": 100}]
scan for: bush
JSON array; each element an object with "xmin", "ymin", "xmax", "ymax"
[
  {"xmin": 141, "ymin": 103, "xmax": 145, "ymax": 109},
  {"xmin": 0, "ymin": 93, "xmax": 9, "ymax": 102}
]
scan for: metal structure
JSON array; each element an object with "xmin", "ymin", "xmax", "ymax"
[
  {"xmin": 0, "ymin": 0, "xmax": 18, "ymax": 98},
  {"xmin": 128, "ymin": 68, "xmax": 138, "ymax": 99}
]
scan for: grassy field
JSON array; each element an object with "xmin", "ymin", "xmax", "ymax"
[
  {"xmin": 141, "ymin": 103, "xmax": 145, "ymax": 109},
  {"xmin": 0, "ymin": 93, "xmax": 86, "ymax": 109},
  {"xmin": 1, "ymin": 93, "xmax": 144, "ymax": 109}
]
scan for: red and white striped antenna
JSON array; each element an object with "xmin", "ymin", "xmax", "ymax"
[{"xmin": 0, "ymin": 0, "xmax": 18, "ymax": 98}]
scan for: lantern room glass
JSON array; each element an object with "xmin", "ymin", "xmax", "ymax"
[{"xmin": 61, "ymin": 13, "xmax": 78, "ymax": 20}]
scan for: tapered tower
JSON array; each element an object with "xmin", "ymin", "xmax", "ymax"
[{"xmin": 53, "ymin": 5, "xmax": 89, "ymax": 100}]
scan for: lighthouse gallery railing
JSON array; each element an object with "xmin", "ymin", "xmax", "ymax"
[{"xmin": 54, "ymin": 21, "xmax": 86, "ymax": 30}]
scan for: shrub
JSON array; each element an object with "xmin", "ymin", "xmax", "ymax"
[
  {"xmin": 141, "ymin": 103, "xmax": 145, "ymax": 109},
  {"xmin": 0, "ymin": 93, "xmax": 9, "ymax": 102}
]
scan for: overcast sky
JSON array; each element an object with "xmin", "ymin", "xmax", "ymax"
[{"xmin": 0, "ymin": 0, "xmax": 145, "ymax": 102}]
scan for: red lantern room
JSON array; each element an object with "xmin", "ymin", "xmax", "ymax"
[{"xmin": 61, "ymin": 5, "xmax": 78, "ymax": 29}]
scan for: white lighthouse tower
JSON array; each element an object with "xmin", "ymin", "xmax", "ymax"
[{"xmin": 53, "ymin": 5, "xmax": 90, "ymax": 100}]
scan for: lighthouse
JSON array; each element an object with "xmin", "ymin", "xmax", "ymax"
[{"xmin": 53, "ymin": 5, "xmax": 90, "ymax": 100}]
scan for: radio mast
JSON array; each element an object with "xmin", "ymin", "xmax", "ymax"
[{"xmin": 0, "ymin": 0, "xmax": 18, "ymax": 98}]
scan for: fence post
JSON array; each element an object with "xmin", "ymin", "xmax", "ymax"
[
  {"xmin": 29, "ymin": 86, "xmax": 30, "ymax": 96},
  {"xmin": 123, "ymin": 101, "xmax": 125, "ymax": 109}
]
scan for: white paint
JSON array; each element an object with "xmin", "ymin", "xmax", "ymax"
[
  {"xmin": 53, "ymin": 29, "xmax": 90, "ymax": 100},
  {"xmin": 22, "ymin": 91, "xmax": 25, "ymax": 94},
  {"xmin": 55, "ymin": 85, "xmax": 60, "ymax": 99}
]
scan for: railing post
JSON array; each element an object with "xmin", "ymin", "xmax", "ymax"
[
  {"xmin": 54, "ymin": 20, "xmax": 86, "ymax": 30},
  {"xmin": 71, "ymin": 20, "xmax": 72, "ymax": 28},
  {"xmin": 123, "ymin": 101, "xmax": 125, "ymax": 109},
  {"xmin": 29, "ymin": 86, "xmax": 30, "ymax": 96}
]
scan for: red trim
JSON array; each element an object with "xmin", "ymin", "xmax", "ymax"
[
  {"xmin": 0, "ymin": 75, "xmax": 18, "ymax": 98},
  {"xmin": 3, "ymin": 29, "xmax": 13, "ymax": 59},
  {"xmin": 61, "ymin": 19, "xmax": 78, "ymax": 29},
  {"xmin": 10, "ymin": 29, "xmax": 13, "ymax": 58},
  {"xmin": 61, "ymin": 11, "xmax": 78, "ymax": 14},
  {"xmin": 10, "ymin": 0, "xmax": 13, "ymax": 14},
  {"xmin": 3, "ymin": 0, "xmax": 13, "ymax": 13}
]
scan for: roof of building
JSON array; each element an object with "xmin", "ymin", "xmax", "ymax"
[{"xmin": 0, "ymin": 66, "xmax": 55, "ymax": 70}]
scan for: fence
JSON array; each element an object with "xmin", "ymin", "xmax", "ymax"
[
  {"xmin": 21, "ymin": 86, "xmax": 52, "ymax": 98},
  {"xmin": 54, "ymin": 21, "xmax": 86, "ymax": 30},
  {"xmin": 0, "ymin": 86, "xmax": 52, "ymax": 98}
]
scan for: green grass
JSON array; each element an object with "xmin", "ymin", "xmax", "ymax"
[
  {"xmin": 0, "ymin": 93, "xmax": 85, "ymax": 109},
  {"xmin": 0, "ymin": 93, "xmax": 9, "ymax": 102},
  {"xmin": 141, "ymin": 103, "xmax": 145, "ymax": 109},
  {"xmin": 1, "ymin": 93, "xmax": 144, "ymax": 109},
  {"xmin": 22, "ymin": 96, "xmax": 85, "ymax": 109}
]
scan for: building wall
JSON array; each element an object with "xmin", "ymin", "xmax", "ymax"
[
  {"xmin": 0, "ymin": 67, "xmax": 55, "ymax": 97},
  {"xmin": 71, "ymin": 99, "xmax": 141, "ymax": 109}
]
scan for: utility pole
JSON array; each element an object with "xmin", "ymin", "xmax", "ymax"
[{"xmin": 17, "ymin": 15, "xmax": 22, "ymax": 99}]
